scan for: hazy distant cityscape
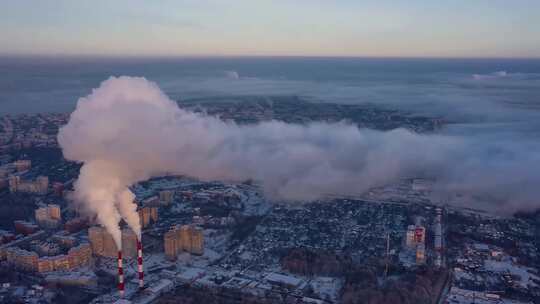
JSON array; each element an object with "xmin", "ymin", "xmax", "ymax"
[
  {"xmin": 0, "ymin": 97, "xmax": 538, "ymax": 304},
  {"xmin": 1, "ymin": 1, "xmax": 540, "ymax": 303}
]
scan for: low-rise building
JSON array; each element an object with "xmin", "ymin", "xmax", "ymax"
[
  {"xmin": 9, "ymin": 175, "xmax": 48, "ymax": 194},
  {"xmin": 13, "ymin": 160, "xmax": 31, "ymax": 172},
  {"xmin": 14, "ymin": 220, "xmax": 39, "ymax": 235}
]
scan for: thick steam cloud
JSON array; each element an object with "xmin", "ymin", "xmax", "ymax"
[{"xmin": 58, "ymin": 77, "xmax": 540, "ymax": 246}]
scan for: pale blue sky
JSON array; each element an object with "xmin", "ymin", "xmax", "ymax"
[{"xmin": 1, "ymin": 0, "xmax": 539, "ymax": 57}]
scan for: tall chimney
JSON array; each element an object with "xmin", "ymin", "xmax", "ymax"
[
  {"xmin": 117, "ymin": 251, "xmax": 125, "ymax": 297},
  {"xmin": 137, "ymin": 239, "xmax": 144, "ymax": 289}
]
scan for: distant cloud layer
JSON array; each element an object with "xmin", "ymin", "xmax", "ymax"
[
  {"xmin": 225, "ymin": 70, "xmax": 240, "ymax": 79},
  {"xmin": 472, "ymin": 71, "xmax": 509, "ymax": 80}
]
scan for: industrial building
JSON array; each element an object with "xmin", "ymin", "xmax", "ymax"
[{"xmin": 404, "ymin": 224, "xmax": 426, "ymax": 265}]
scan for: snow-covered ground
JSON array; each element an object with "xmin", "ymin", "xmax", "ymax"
[
  {"xmin": 308, "ymin": 276, "xmax": 342, "ymax": 303},
  {"xmin": 484, "ymin": 259, "xmax": 539, "ymax": 289},
  {"xmin": 446, "ymin": 287, "xmax": 532, "ymax": 304}
]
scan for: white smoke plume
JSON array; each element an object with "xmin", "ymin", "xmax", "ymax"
[
  {"xmin": 116, "ymin": 188, "xmax": 141, "ymax": 240},
  {"xmin": 58, "ymin": 76, "xmax": 540, "ymax": 242},
  {"xmin": 71, "ymin": 160, "xmax": 124, "ymax": 247}
]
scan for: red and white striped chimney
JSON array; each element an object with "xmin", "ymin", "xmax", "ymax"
[
  {"xmin": 137, "ymin": 239, "xmax": 144, "ymax": 289},
  {"xmin": 117, "ymin": 251, "xmax": 125, "ymax": 297}
]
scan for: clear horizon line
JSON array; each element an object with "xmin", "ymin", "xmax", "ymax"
[{"xmin": 1, "ymin": 53, "xmax": 540, "ymax": 61}]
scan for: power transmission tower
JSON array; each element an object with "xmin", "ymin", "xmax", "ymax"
[{"xmin": 384, "ymin": 231, "xmax": 390, "ymax": 278}]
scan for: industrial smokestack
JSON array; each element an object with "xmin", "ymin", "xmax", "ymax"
[
  {"xmin": 117, "ymin": 251, "xmax": 124, "ymax": 297},
  {"xmin": 136, "ymin": 239, "xmax": 144, "ymax": 289}
]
